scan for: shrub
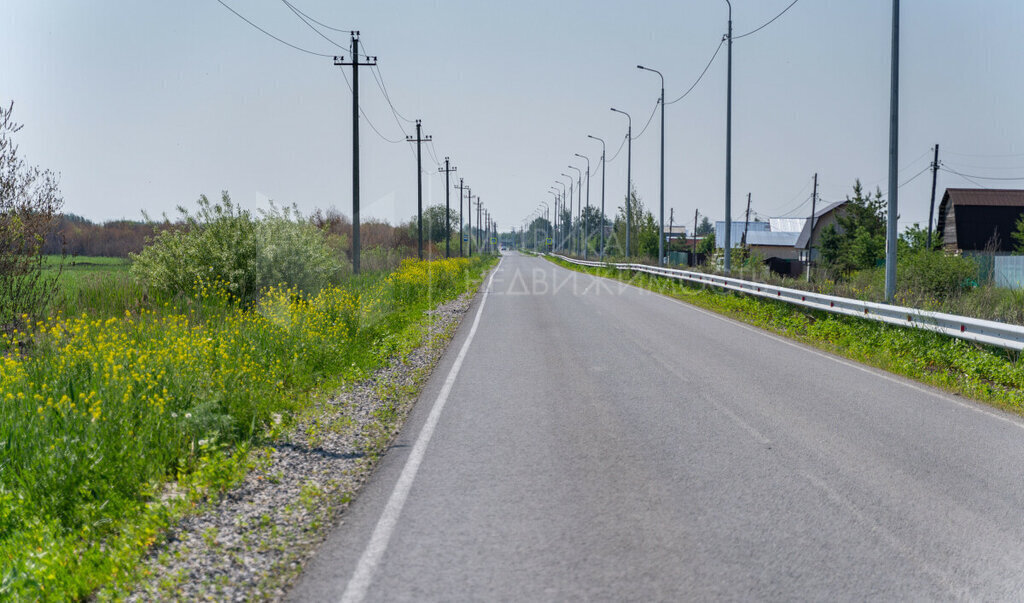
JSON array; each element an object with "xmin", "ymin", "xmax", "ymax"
[
  {"xmin": 131, "ymin": 193, "xmax": 342, "ymax": 301},
  {"xmin": 898, "ymin": 251, "xmax": 978, "ymax": 300},
  {"xmin": 0, "ymin": 101, "xmax": 64, "ymax": 330}
]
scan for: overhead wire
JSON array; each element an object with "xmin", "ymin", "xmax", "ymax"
[
  {"xmin": 631, "ymin": 98, "xmax": 661, "ymax": 141},
  {"xmin": 666, "ymin": 39, "xmax": 724, "ymax": 105},
  {"xmin": 939, "ymin": 167, "xmax": 1024, "ymax": 181},
  {"xmin": 605, "ymin": 133, "xmax": 629, "ymax": 164},
  {"xmin": 338, "ymin": 70, "xmax": 404, "ymax": 144},
  {"xmin": 941, "ymin": 167, "xmax": 989, "ymax": 189},
  {"xmin": 762, "ymin": 176, "xmax": 813, "ymax": 214},
  {"xmin": 733, "ymin": 0, "xmax": 801, "ymax": 40},
  {"xmin": 279, "ymin": 0, "xmax": 347, "ymax": 51},
  {"xmin": 213, "ymin": 0, "xmax": 333, "ymax": 57},
  {"xmin": 279, "ymin": 0, "xmax": 352, "ymax": 34}
]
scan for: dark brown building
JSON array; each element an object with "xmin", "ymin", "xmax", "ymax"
[{"xmin": 936, "ymin": 188, "xmax": 1024, "ymax": 252}]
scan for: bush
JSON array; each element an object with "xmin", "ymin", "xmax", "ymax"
[
  {"xmin": 0, "ymin": 101, "xmax": 64, "ymax": 330},
  {"xmin": 898, "ymin": 251, "xmax": 978, "ymax": 300},
  {"xmin": 131, "ymin": 193, "xmax": 342, "ymax": 301}
]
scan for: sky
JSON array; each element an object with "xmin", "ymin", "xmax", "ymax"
[{"xmin": 3, "ymin": 0, "xmax": 1024, "ymax": 235}]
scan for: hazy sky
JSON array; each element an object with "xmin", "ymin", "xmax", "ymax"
[{"xmin": 3, "ymin": 0, "xmax": 1024, "ymax": 234}]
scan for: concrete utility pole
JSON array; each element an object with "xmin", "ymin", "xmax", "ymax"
[
  {"xmin": 439, "ymin": 158, "xmax": 457, "ymax": 258},
  {"xmin": 885, "ymin": 0, "xmax": 900, "ymax": 302},
  {"xmin": 456, "ymin": 178, "xmax": 465, "ymax": 257},
  {"xmin": 334, "ymin": 32, "xmax": 376, "ymax": 274},
  {"xmin": 927, "ymin": 144, "xmax": 940, "ymax": 250},
  {"xmin": 406, "ymin": 120, "xmax": 432, "ymax": 260},
  {"xmin": 724, "ymin": 0, "xmax": 734, "ymax": 274},
  {"xmin": 807, "ymin": 173, "xmax": 818, "ymax": 283},
  {"xmin": 588, "ymin": 135, "xmax": 606, "ymax": 261}
]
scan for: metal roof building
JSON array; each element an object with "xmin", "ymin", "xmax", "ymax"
[{"xmin": 936, "ymin": 189, "xmax": 1024, "ymax": 252}]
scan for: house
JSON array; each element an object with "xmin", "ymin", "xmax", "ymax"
[
  {"xmin": 662, "ymin": 225, "xmax": 687, "ymax": 241},
  {"xmin": 936, "ymin": 188, "xmax": 1024, "ymax": 253},
  {"xmin": 794, "ymin": 200, "xmax": 848, "ymax": 262},
  {"xmin": 714, "ymin": 220, "xmax": 769, "ymax": 249}
]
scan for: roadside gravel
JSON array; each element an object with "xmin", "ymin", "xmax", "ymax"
[{"xmin": 118, "ymin": 290, "xmax": 477, "ymax": 602}]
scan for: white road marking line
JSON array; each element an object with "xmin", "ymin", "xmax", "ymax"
[{"xmin": 340, "ymin": 258, "xmax": 503, "ymax": 603}]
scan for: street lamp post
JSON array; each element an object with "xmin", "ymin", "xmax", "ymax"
[
  {"xmin": 611, "ymin": 108, "xmax": 632, "ymax": 259},
  {"xmin": 638, "ymin": 65, "xmax": 666, "ymax": 265},
  {"xmin": 574, "ymin": 153, "xmax": 590, "ymax": 260},
  {"xmin": 553, "ymin": 183, "xmax": 566, "ymax": 251},
  {"xmin": 560, "ymin": 175, "xmax": 574, "ymax": 254},
  {"xmin": 723, "ymin": 0, "xmax": 734, "ymax": 274},
  {"xmin": 587, "ymin": 135, "xmax": 607, "ymax": 261},
  {"xmin": 568, "ymin": 166, "xmax": 582, "ymax": 256}
]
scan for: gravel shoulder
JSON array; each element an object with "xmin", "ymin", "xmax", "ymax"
[{"xmin": 113, "ymin": 288, "xmax": 480, "ymax": 601}]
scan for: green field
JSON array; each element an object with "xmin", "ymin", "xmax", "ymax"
[{"xmin": 2, "ymin": 254, "xmax": 496, "ymax": 599}]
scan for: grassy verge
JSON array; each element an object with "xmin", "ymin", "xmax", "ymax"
[
  {"xmin": 0, "ymin": 255, "xmax": 496, "ymax": 600},
  {"xmin": 548, "ymin": 257, "xmax": 1024, "ymax": 416}
]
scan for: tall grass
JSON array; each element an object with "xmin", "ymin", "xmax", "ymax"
[{"xmin": 0, "ymin": 255, "xmax": 492, "ymax": 600}]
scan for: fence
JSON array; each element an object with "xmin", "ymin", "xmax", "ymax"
[{"xmin": 549, "ymin": 254, "xmax": 1024, "ymax": 351}]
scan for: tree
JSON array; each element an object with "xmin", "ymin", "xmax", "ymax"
[
  {"xmin": 696, "ymin": 231, "xmax": 715, "ymax": 255},
  {"xmin": 696, "ymin": 216, "xmax": 713, "ymax": 236},
  {"xmin": 900, "ymin": 222, "xmax": 939, "ymax": 253},
  {"xmin": 1012, "ymin": 212, "xmax": 1024, "ymax": 255},
  {"xmin": 410, "ymin": 204, "xmax": 458, "ymax": 245},
  {"xmin": 819, "ymin": 180, "xmax": 886, "ymax": 274},
  {"xmin": 610, "ymin": 188, "xmax": 652, "ymax": 257},
  {"xmin": 1, "ymin": 101, "xmax": 64, "ymax": 330}
]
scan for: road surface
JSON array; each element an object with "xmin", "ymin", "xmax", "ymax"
[{"xmin": 290, "ymin": 253, "xmax": 1024, "ymax": 601}]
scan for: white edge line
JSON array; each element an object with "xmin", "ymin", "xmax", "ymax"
[
  {"xmin": 549, "ymin": 259, "xmax": 1024, "ymax": 433},
  {"xmin": 340, "ymin": 258, "xmax": 503, "ymax": 603}
]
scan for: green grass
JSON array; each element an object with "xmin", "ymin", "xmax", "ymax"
[
  {"xmin": 549, "ymin": 257, "xmax": 1024, "ymax": 416},
  {"xmin": 0, "ymin": 255, "xmax": 496, "ymax": 600}
]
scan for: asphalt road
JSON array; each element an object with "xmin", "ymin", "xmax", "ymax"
[{"xmin": 290, "ymin": 253, "xmax": 1024, "ymax": 601}]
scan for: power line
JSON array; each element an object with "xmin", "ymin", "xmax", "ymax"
[
  {"xmin": 369, "ymin": 65, "xmax": 416, "ymax": 126},
  {"xmin": 666, "ymin": 39, "xmax": 724, "ymax": 105},
  {"xmin": 941, "ymin": 166, "xmax": 1024, "ymax": 181},
  {"xmin": 278, "ymin": 0, "xmax": 352, "ymax": 34},
  {"xmin": 213, "ymin": 0, "xmax": 333, "ymax": 57},
  {"xmin": 631, "ymin": 98, "xmax": 661, "ymax": 141},
  {"xmin": 944, "ymin": 150, "xmax": 1024, "ymax": 159},
  {"xmin": 734, "ymin": 0, "xmax": 801, "ymax": 40},
  {"xmin": 763, "ymin": 176, "xmax": 813, "ymax": 213},
  {"xmin": 941, "ymin": 167, "xmax": 989, "ymax": 189},
  {"xmin": 280, "ymin": 0, "xmax": 347, "ymax": 51},
  {"xmin": 606, "ymin": 132, "xmax": 629, "ymax": 164},
  {"xmin": 338, "ymin": 69, "xmax": 404, "ymax": 144}
]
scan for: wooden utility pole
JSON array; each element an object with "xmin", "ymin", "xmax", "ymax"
[
  {"xmin": 741, "ymin": 192, "xmax": 751, "ymax": 248},
  {"xmin": 927, "ymin": 144, "xmax": 940, "ymax": 250},
  {"xmin": 807, "ymin": 173, "xmax": 818, "ymax": 283}
]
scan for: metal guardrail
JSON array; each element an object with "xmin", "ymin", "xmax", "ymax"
[{"xmin": 549, "ymin": 254, "xmax": 1024, "ymax": 351}]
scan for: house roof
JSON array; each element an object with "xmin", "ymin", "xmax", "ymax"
[
  {"xmin": 795, "ymin": 200, "xmax": 846, "ymax": 248},
  {"xmin": 715, "ymin": 220, "xmax": 769, "ymax": 248},
  {"xmin": 748, "ymin": 231, "xmax": 801, "ymax": 247},
  {"xmin": 768, "ymin": 217, "xmax": 807, "ymax": 233},
  {"xmin": 941, "ymin": 188, "xmax": 1024, "ymax": 207}
]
